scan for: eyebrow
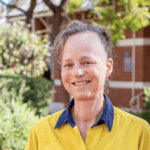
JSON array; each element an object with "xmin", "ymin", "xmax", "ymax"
[
  {"xmin": 63, "ymin": 56, "xmax": 94, "ymax": 62},
  {"xmin": 63, "ymin": 58, "xmax": 72, "ymax": 62}
]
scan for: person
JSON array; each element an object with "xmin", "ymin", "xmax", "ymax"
[{"xmin": 25, "ymin": 20, "xmax": 150, "ymax": 150}]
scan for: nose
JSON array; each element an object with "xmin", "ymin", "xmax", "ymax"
[{"xmin": 72, "ymin": 64, "xmax": 84, "ymax": 77}]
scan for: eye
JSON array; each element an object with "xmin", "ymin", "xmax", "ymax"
[
  {"xmin": 65, "ymin": 64, "xmax": 72, "ymax": 67},
  {"xmin": 83, "ymin": 61, "xmax": 93, "ymax": 65}
]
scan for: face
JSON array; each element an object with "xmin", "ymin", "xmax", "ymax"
[{"xmin": 61, "ymin": 31, "xmax": 113, "ymax": 101}]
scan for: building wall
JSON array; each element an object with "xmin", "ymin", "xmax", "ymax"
[
  {"xmin": 108, "ymin": 88, "xmax": 145, "ymax": 110},
  {"xmin": 135, "ymin": 46, "xmax": 144, "ymax": 81},
  {"xmin": 107, "ymin": 26, "xmax": 150, "ymax": 111},
  {"xmin": 144, "ymin": 46, "xmax": 150, "ymax": 81},
  {"xmin": 111, "ymin": 46, "xmax": 132, "ymax": 81}
]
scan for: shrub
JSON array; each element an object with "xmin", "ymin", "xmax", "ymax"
[
  {"xmin": 0, "ymin": 101, "xmax": 40, "ymax": 150},
  {"xmin": 0, "ymin": 21, "xmax": 51, "ymax": 77},
  {"xmin": 0, "ymin": 75, "xmax": 52, "ymax": 116},
  {"xmin": 0, "ymin": 77, "xmax": 29, "ymax": 107},
  {"xmin": 0, "ymin": 79, "xmax": 40, "ymax": 150},
  {"xmin": 140, "ymin": 111, "xmax": 150, "ymax": 124},
  {"xmin": 143, "ymin": 86, "xmax": 150, "ymax": 111}
]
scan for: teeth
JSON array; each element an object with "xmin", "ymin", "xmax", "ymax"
[{"xmin": 74, "ymin": 81, "xmax": 89, "ymax": 86}]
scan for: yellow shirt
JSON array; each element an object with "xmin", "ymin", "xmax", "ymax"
[{"xmin": 25, "ymin": 94, "xmax": 150, "ymax": 150}]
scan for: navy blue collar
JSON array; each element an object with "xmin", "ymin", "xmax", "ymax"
[{"xmin": 54, "ymin": 94, "xmax": 114, "ymax": 132}]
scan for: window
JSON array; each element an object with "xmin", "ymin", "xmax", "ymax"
[{"xmin": 124, "ymin": 52, "xmax": 132, "ymax": 72}]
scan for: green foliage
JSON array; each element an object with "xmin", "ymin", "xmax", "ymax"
[
  {"xmin": 0, "ymin": 101, "xmax": 40, "ymax": 150},
  {"xmin": 93, "ymin": 0, "xmax": 110, "ymax": 6},
  {"xmin": 140, "ymin": 111, "xmax": 150, "ymax": 124},
  {"xmin": 67, "ymin": 0, "xmax": 150, "ymax": 45},
  {"xmin": 0, "ymin": 78, "xmax": 40, "ymax": 150},
  {"xmin": 0, "ymin": 21, "xmax": 51, "ymax": 77},
  {"xmin": 92, "ymin": 0, "xmax": 150, "ymax": 45},
  {"xmin": 67, "ymin": 0, "xmax": 85, "ymax": 13},
  {"xmin": 143, "ymin": 86, "xmax": 150, "ymax": 111},
  {"xmin": 92, "ymin": 6, "xmax": 126, "ymax": 44},
  {"xmin": 128, "ymin": 110, "xmax": 134, "ymax": 114},
  {"xmin": 0, "ymin": 75, "xmax": 52, "ymax": 116}
]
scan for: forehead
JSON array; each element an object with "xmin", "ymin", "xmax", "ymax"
[
  {"xmin": 65, "ymin": 31, "xmax": 101, "ymax": 46},
  {"xmin": 62, "ymin": 31, "xmax": 106, "ymax": 60}
]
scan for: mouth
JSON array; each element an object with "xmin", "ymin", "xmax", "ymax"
[{"xmin": 72, "ymin": 81, "xmax": 91, "ymax": 86}]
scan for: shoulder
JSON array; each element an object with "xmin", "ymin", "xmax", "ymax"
[
  {"xmin": 32, "ymin": 109, "xmax": 65, "ymax": 131},
  {"xmin": 113, "ymin": 106, "xmax": 150, "ymax": 130}
]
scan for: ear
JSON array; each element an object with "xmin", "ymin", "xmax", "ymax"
[{"xmin": 106, "ymin": 58, "xmax": 113, "ymax": 78}]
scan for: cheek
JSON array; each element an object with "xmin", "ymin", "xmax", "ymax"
[
  {"xmin": 94, "ymin": 66, "xmax": 106, "ymax": 77},
  {"xmin": 61, "ymin": 71, "xmax": 67, "ymax": 84},
  {"xmin": 91, "ymin": 67, "xmax": 106, "ymax": 87},
  {"xmin": 97, "ymin": 65, "xmax": 107, "ymax": 77},
  {"xmin": 61, "ymin": 71, "xmax": 70, "ymax": 87}
]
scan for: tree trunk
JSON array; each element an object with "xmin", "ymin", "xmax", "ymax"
[
  {"xmin": 26, "ymin": 0, "xmax": 36, "ymax": 31},
  {"xmin": 52, "ymin": 8, "xmax": 64, "ymax": 41},
  {"xmin": 8, "ymin": 0, "xmax": 36, "ymax": 31}
]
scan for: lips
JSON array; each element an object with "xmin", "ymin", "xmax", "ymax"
[{"xmin": 73, "ymin": 81, "xmax": 91, "ymax": 86}]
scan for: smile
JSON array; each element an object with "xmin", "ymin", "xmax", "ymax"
[{"xmin": 73, "ymin": 81, "xmax": 91, "ymax": 86}]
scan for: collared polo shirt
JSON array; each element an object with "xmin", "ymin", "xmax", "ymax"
[{"xmin": 25, "ymin": 94, "xmax": 150, "ymax": 150}]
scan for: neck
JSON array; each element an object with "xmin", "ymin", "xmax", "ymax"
[{"xmin": 71, "ymin": 94, "xmax": 106, "ymax": 125}]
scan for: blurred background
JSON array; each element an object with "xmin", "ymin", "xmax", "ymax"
[{"xmin": 0, "ymin": 0, "xmax": 150, "ymax": 149}]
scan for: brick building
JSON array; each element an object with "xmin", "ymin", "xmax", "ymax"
[
  {"xmin": 109, "ymin": 27, "xmax": 150, "ymax": 112},
  {"xmin": 1, "ymin": 0, "xmax": 150, "ymax": 113}
]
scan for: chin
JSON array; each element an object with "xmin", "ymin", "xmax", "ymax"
[{"xmin": 73, "ymin": 92, "xmax": 95, "ymax": 101}]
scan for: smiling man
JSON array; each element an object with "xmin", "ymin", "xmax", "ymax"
[{"xmin": 25, "ymin": 20, "xmax": 150, "ymax": 150}]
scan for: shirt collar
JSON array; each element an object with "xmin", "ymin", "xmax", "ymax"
[{"xmin": 54, "ymin": 93, "xmax": 114, "ymax": 132}]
